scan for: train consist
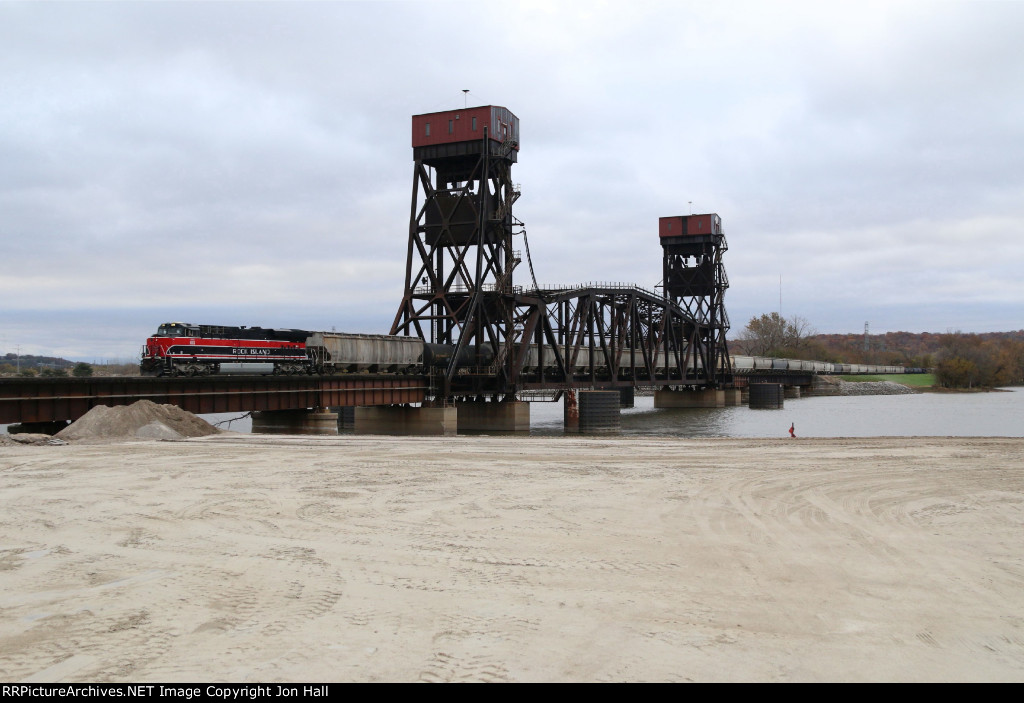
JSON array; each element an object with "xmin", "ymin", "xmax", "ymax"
[
  {"xmin": 139, "ymin": 322, "xmax": 489, "ymax": 377},
  {"xmin": 140, "ymin": 322, "xmax": 908, "ymax": 378},
  {"xmin": 730, "ymin": 356, "xmax": 906, "ymax": 375}
]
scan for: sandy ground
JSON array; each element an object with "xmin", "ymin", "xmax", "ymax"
[{"xmin": 1, "ymin": 434, "xmax": 1023, "ymax": 683}]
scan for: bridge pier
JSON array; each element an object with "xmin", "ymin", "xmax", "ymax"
[
  {"xmin": 723, "ymin": 389, "xmax": 743, "ymax": 407},
  {"xmin": 251, "ymin": 408, "xmax": 339, "ymax": 435},
  {"xmin": 456, "ymin": 401, "xmax": 530, "ymax": 433},
  {"xmin": 618, "ymin": 387, "xmax": 635, "ymax": 408},
  {"xmin": 653, "ymin": 388, "xmax": 725, "ymax": 408},
  {"xmin": 564, "ymin": 390, "xmax": 621, "ymax": 433},
  {"xmin": 333, "ymin": 406, "xmax": 356, "ymax": 430},
  {"xmin": 353, "ymin": 405, "xmax": 457, "ymax": 436},
  {"xmin": 784, "ymin": 385, "xmax": 802, "ymax": 399},
  {"xmin": 748, "ymin": 383, "xmax": 785, "ymax": 409}
]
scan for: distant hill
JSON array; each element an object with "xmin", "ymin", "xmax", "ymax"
[
  {"xmin": 1, "ymin": 352, "xmax": 74, "ymax": 372},
  {"xmin": 1, "ymin": 353, "xmax": 138, "ymax": 377}
]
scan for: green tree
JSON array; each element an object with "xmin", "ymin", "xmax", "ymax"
[{"xmin": 72, "ymin": 362, "xmax": 94, "ymax": 377}]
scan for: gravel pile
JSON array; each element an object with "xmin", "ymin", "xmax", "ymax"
[
  {"xmin": 55, "ymin": 400, "xmax": 220, "ymax": 442},
  {"xmin": 834, "ymin": 379, "xmax": 918, "ymax": 396}
]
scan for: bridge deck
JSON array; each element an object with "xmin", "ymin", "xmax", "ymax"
[{"xmin": 0, "ymin": 375, "xmax": 428, "ymax": 424}]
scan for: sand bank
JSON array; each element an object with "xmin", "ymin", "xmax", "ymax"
[{"xmin": 1, "ymin": 434, "xmax": 1022, "ymax": 682}]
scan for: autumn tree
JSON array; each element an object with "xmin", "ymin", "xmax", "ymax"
[
  {"xmin": 736, "ymin": 313, "xmax": 815, "ymax": 357},
  {"xmin": 934, "ymin": 333, "xmax": 1024, "ymax": 388}
]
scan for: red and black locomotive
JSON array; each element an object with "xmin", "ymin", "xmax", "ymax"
[{"xmin": 140, "ymin": 322, "xmax": 313, "ymax": 377}]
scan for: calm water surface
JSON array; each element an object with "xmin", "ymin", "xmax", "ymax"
[
  {"xmin": 196, "ymin": 387, "xmax": 1024, "ymax": 438},
  {"xmin": 5, "ymin": 388, "xmax": 1019, "ymax": 439}
]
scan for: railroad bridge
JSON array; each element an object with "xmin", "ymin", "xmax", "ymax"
[{"xmin": 1, "ymin": 104, "xmax": 880, "ymax": 435}]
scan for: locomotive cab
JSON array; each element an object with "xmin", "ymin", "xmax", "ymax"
[{"xmin": 154, "ymin": 322, "xmax": 198, "ymax": 338}]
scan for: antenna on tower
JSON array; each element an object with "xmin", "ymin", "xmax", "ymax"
[{"xmin": 462, "ymin": 89, "xmax": 469, "ymax": 108}]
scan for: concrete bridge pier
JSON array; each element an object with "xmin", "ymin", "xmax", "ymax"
[
  {"xmin": 353, "ymin": 405, "xmax": 456, "ymax": 436},
  {"xmin": 457, "ymin": 401, "xmax": 530, "ymax": 433},
  {"xmin": 784, "ymin": 385, "xmax": 802, "ymax": 399},
  {"xmin": 252, "ymin": 408, "xmax": 339, "ymax": 435},
  {"xmin": 723, "ymin": 389, "xmax": 743, "ymax": 406},
  {"xmin": 653, "ymin": 388, "xmax": 725, "ymax": 408}
]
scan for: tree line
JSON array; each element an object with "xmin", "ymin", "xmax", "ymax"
[{"xmin": 731, "ymin": 313, "xmax": 1024, "ymax": 389}]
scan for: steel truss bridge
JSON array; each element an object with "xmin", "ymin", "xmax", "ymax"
[
  {"xmin": 1, "ymin": 103, "xmax": 822, "ymax": 426},
  {"xmin": 391, "ymin": 105, "xmax": 733, "ymax": 402}
]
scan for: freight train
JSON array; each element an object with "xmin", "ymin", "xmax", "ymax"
[
  {"xmin": 139, "ymin": 322, "xmax": 490, "ymax": 377},
  {"xmin": 140, "ymin": 322, "xmax": 909, "ymax": 377}
]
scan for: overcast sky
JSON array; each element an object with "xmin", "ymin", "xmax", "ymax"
[{"xmin": 2, "ymin": 0, "xmax": 1022, "ymax": 361}]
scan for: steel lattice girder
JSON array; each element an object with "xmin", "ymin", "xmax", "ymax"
[{"xmin": 440, "ymin": 286, "xmax": 728, "ymax": 396}]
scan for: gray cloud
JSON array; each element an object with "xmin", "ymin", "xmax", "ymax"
[{"xmin": 2, "ymin": 1, "xmax": 1022, "ymax": 360}]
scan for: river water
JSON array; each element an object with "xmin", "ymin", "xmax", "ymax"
[
  {"xmin": 5, "ymin": 388, "xmax": 1020, "ymax": 439},
  {"xmin": 200, "ymin": 387, "xmax": 1024, "ymax": 438},
  {"xmin": 532, "ymin": 388, "xmax": 1024, "ymax": 438}
]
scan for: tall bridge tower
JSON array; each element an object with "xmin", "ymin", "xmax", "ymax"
[
  {"xmin": 659, "ymin": 214, "xmax": 732, "ymax": 386},
  {"xmin": 390, "ymin": 106, "xmax": 522, "ymax": 395}
]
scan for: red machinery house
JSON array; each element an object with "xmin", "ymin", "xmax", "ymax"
[
  {"xmin": 658, "ymin": 214, "xmax": 722, "ymax": 238},
  {"xmin": 411, "ymin": 105, "xmax": 520, "ymax": 149},
  {"xmin": 141, "ymin": 322, "xmax": 310, "ymax": 376}
]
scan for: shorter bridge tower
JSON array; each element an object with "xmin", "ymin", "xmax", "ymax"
[{"xmin": 659, "ymin": 213, "xmax": 732, "ymax": 386}]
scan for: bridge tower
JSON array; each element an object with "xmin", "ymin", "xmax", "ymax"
[
  {"xmin": 390, "ymin": 106, "xmax": 522, "ymax": 397},
  {"xmin": 658, "ymin": 213, "xmax": 732, "ymax": 386}
]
